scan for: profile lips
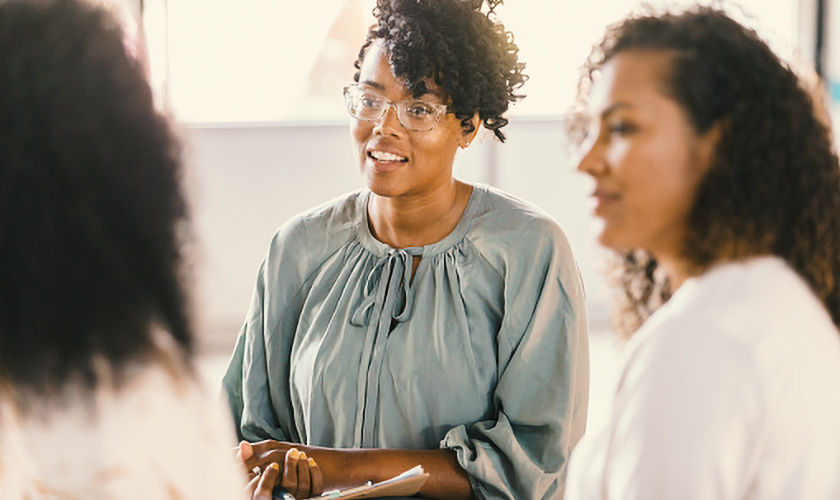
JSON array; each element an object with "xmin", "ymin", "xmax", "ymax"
[{"xmin": 592, "ymin": 189, "xmax": 620, "ymax": 200}]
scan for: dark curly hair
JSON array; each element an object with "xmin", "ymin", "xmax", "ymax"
[
  {"xmin": 575, "ymin": 6, "xmax": 840, "ymax": 335},
  {"xmin": 354, "ymin": 0, "xmax": 527, "ymax": 142},
  {"xmin": 0, "ymin": 0, "xmax": 193, "ymax": 401}
]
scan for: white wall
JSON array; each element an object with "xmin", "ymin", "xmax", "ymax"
[{"xmin": 183, "ymin": 119, "xmax": 611, "ymax": 352}]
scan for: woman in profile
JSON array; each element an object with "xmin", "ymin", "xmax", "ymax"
[
  {"xmin": 565, "ymin": 6, "xmax": 840, "ymax": 499},
  {"xmin": 0, "ymin": 0, "xmax": 277, "ymax": 497}
]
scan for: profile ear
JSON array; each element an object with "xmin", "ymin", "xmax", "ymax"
[{"xmin": 697, "ymin": 120, "xmax": 725, "ymax": 173}]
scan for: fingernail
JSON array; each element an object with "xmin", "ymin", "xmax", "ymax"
[
  {"xmin": 270, "ymin": 462, "xmax": 280, "ymax": 471},
  {"xmin": 299, "ymin": 452, "xmax": 308, "ymax": 460},
  {"xmin": 289, "ymin": 448, "xmax": 299, "ymax": 459},
  {"xmin": 308, "ymin": 458, "xmax": 317, "ymax": 467}
]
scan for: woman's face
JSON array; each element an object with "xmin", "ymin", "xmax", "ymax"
[
  {"xmin": 351, "ymin": 41, "xmax": 467, "ymax": 199},
  {"xmin": 576, "ymin": 50, "xmax": 719, "ymax": 258}
]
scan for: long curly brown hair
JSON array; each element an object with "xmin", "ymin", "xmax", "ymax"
[{"xmin": 576, "ymin": 7, "xmax": 840, "ymax": 336}]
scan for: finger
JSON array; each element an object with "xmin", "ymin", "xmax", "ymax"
[
  {"xmin": 281, "ymin": 448, "xmax": 300, "ymax": 495},
  {"xmin": 245, "ymin": 448, "xmax": 285, "ymax": 471},
  {"xmin": 237, "ymin": 440, "xmax": 255, "ymax": 462},
  {"xmin": 250, "ymin": 439, "xmax": 284, "ymax": 457},
  {"xmin": 309, "ymin": 457, "xmax": 325, "ymax": 496},
  {"xmin": 297, "ymin": 452, "xmax": 311, "ymax": 498},
  {"xmin": 253, "ymin": 462, "xmax": 280, "ymax": 500},
  {"xmin": 244, "ymin": 473, "xmax": 261, "ymax": 497}
]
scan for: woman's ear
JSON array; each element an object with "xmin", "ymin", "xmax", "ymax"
[
  {"xmin": 460, "ymin": 113, "xmax": 481, "ymax": 149},
  {"xmin": 696, "ymin": 120, "xmax": 725, "ymax": 174}
]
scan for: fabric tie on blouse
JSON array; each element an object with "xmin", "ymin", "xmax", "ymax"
[
  {"xmin": 349, "ymin": 247, "xmax": 421, "ymax": 447},
  {"xmin": 350, "ymin": 248, "xmax": 418, "ymax": 328}
]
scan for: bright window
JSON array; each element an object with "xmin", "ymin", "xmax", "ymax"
[{"xmin": 144, "ymin": 0, "xmax": 802, "ymax": 124}]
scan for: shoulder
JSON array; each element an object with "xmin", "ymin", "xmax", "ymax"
[
  {"xmin": 269, "ymin": 189, "xmax": 365, "ymax": 252},
  {"xmin": 467, "ymin": 184, "xmax": 570, "ymax": 242},
  {"xmin": 667, "ymin": 257, "xmax": 836, "ymax": 348},
  {"xmin": 622, "ymin": 256, "xmax": 839, "ymax": 409},
  {"xmin": 608, "ymin": 258, "xmax": 840, "ymax": 496},
  {"xmin": 463, "ymin": 185, "xmax": 579, "ymax": 287},
  {"xmin": 466, "ymin": 185, "xmax": 574, "ymax": 259},
  {"xmin": 259, "ymin": 190, "xmax": 366, "ymax": 284},
  {"xmin": 0, "ymin": 361, "xmax": 244, "ymax": 499}
]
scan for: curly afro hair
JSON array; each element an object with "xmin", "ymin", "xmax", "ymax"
[
  {"xmin": 575, "ymin": 6, "xmax": 840, "ymax": 335},
  {"xmin": 0, "ymin": 0, "xmax": 193, "ymax": 400},
  {"xmin": 354, "ymin": 0, "xmax": 527, "ymax": 142}
]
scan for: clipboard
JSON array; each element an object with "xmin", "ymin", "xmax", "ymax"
[{"xmin": 303, "ymin": 465, "xmax": 429, "ymax": 499}]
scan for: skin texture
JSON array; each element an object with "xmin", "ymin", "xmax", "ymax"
[{"xmin": 576, "ymin": 50, "xmax": 720, "ymax": 288}]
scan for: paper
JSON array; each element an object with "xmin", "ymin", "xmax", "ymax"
[{"xmin": 303, "ymin": 465, "xmax": 429, "ymax": 499}]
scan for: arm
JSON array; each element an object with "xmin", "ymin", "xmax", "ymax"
[
  {"xmin": 441, "ymin": 222, "xmax": 590, "ymax": 499},
  {"xmin": 222, "ymin": 259, "xmax": 292, "ymax": 442},
  {"xmin": 223, "ymin": 223, "xmax": 311, "ymax": 442},
  {"xmin": 245, "ymin": 442, "xmax": 472, "ymax": 500}
]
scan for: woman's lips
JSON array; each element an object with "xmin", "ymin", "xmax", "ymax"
[
  {"xmin": 367, "ymin": 149, "xmax": 408, "ymax": 162},
  {"xmin": 590, "ymin": 189, "xmax": 620, "ymax": 214},
  {"xmin": 366, "ymin": 149, "xmax": 409, "ymax": 173}
]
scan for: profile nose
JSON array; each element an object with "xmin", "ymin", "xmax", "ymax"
[
  {"xmin": 373, "ymin": 104, "xmax": 403, "ymax": 136},
  {"xmin": 576, "ymin": 136, "xmax": 607, "ymax": 177}
]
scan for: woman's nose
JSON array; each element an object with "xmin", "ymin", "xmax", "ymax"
[
  {"xmin": 372, "ymin": 104, "xmax": 403, "ymax": 136},
  {"xmin": 576, "ymin": 137, "xmax": 608, "ymax": 177}
]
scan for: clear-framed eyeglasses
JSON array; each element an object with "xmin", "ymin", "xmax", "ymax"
[{"xmin": 343, "ymin": 83, "xmax": 448, "ymax": 132}]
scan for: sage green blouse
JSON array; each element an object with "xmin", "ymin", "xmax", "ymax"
[{"xmin": 223, "ymin": 184, "xmax": 589, "ymax": 499}]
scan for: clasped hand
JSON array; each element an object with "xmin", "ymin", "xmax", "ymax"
[{"xmin": 236, "ymin": 440, "xmax": 324, "ymax": 499}]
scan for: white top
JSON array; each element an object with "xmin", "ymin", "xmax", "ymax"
[
  {"xmin": 0, "ymin": 357, "xmax": 246, "ymax": 499},
  {"xmin": 566, "ymin": 256, "xmax": 840, "ymax": 500}
]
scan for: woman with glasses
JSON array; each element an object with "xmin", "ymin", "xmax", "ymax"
[
  {"xmin": 564, "ymin": 6, "xmax": 840, "ymax": 499},
  {"xmin": 223, "ymin": 0, "xmax": 589, "ymax": 498}
]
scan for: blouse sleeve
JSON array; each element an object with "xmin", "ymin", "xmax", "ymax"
[
  {"xmin": 222, "ymin": 224, "xmax": 310, "ymax": 442},
  {"xmin": 441, "ymin": 223, "xmax": 590, "ymax": 499}
]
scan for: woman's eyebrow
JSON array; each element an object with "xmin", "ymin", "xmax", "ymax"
[
  {"xmin": 601, "ymin": 102, "xmax": 633, "ymax": 119},
  {"xmin": 360, "ymin": 79, "xmax": 443, "ymax": 101},
  {"xmin": 359, "ymin": 80, "xmax": 385, "ymax": 91}
]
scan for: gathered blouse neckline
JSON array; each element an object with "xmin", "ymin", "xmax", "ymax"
[{"xmin": 354, "ymin": 184, "xmax": 486, "ymax": 257}]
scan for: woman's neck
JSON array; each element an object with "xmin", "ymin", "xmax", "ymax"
[
  {"xmin": 654, "ymin": 253, "xmax": 698, "ymax": 291},
  {"xmin": 368, "ymin": 180, "xmax": 473, "ymax": 249}
]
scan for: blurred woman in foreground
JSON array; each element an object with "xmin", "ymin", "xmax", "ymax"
[{"xmin": 0, "ymin": 0, "xmax": 276, "ymax": 497}]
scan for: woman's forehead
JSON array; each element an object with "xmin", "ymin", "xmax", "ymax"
[
  {"xmin": 359, "ymin": 40, "xmax": 446, "ymax": 100},
  {"xmin": 588, "ymin": 50, "xmax": 675, "ymax": 112}
]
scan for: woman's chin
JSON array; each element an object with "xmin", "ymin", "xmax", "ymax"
[{"xmin": 595, "ymin": 225, "xmax": 634, "ymax": 251}]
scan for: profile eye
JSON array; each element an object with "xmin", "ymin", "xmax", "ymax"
[{"xmin": 608, "ymin": 121, "xmax": 636, "ymax": 135}]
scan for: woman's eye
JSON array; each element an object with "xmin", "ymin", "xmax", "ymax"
[
  {"xmin": 406, "ymin": 103, "xmax": 434, "ymax": 117},
  {"xmin": 359, "ymin": 95, "xmax": 380, "ymax": 108},
  {"xmin": 608, "ymin": 121, "xmax": 636, "ymax": 135}
]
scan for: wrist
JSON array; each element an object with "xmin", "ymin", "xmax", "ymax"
[{"xmin": 304, "ymin": 446, "xmax": 359, "ymax": 490}]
